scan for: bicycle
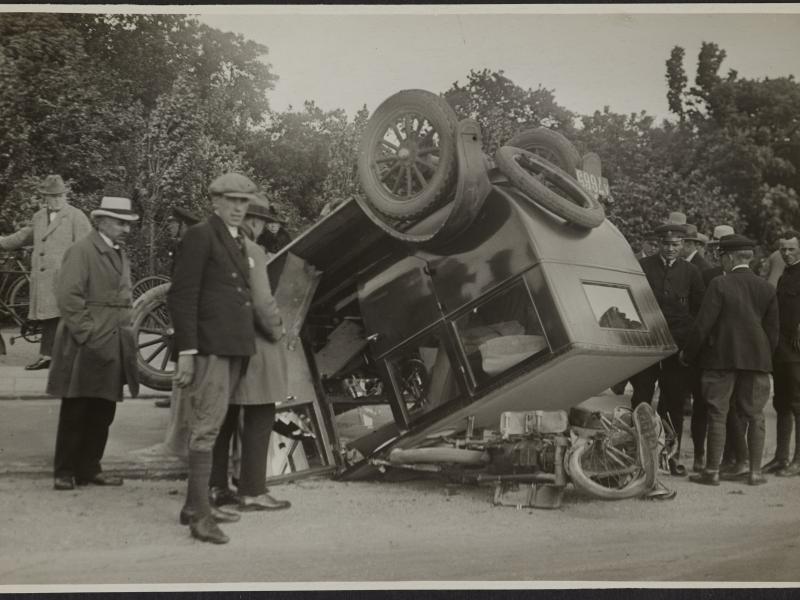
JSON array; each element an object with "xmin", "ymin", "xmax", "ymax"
[{"xmin": 0, "ymin": 250, "xmax": 41, "ymax": 345}]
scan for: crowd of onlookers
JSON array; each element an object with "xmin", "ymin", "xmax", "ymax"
[{"xmin": 625, "ymin": 210, "xmax": 800, "ymax": 487}]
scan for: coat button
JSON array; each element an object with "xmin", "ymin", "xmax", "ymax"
[
  {"xmin": 244, "ymin": 301, "xmax": 251, "ymax": 307},
  {"xmin": 236, "ymin": 287, "xmax": 242, "ymax": 293},
  {"xmin": 232, "ymin": 272, "xmax": 237, "ymax": 278}
]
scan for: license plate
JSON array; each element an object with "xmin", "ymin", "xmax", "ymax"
[{"xmin": 575, "ymin": 168, "xmax": 611, "ymax": 201}]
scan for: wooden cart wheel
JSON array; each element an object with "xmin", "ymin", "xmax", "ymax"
[
  {"xmin": 132, "ymin": 282, "xmax": 174, "ymax": 391},
  {"xmin": 132, "ymin": 275, "xmax": 171, "ymax": 302}
]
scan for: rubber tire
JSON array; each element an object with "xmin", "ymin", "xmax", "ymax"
[
  {"xmin": 566, "ymin": 438, "xmax": 649, "ymax": 500},
  {"xmin": 6, "ymin": 275, "xmax": 30, "ymax": 322},
  {"xmin": 389, "ymin": 446, "xmax": 489, "ymax": 465},
  {"xmin": 358, "ymin": 89, "xmax": 459, "ymax": 220},
  {"xmin": 132, "ymin": 282, "xmax": 174, "ymax": 391},
  {"xmin": 495, "ymin": 146, "xmax": 605, "ymax": 229},
  {"xmin": 132, "ymin": 275, "xmax": 171, "ymax": 302},
  {"xmin": 506, "ymin": 128, "xmax": 581, "ymax": 177}
]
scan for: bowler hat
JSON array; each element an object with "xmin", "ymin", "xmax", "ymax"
[
  {"xmin": 667, "ymin": 211, "xmax": 687, "ymax": 225},
  {"xmin": 682, "ymin": 224, "xmax": 706, "ymax": 244},
  {"xmin": 655, "ymin": 223, "xmax": 687, "ymax": 240},
  {"xmin": 91, "ymin": 196, "xmax": 139, "ymax": 222},
  {"xmin": 718, "ymin": 234, "xmax": 755, "ymax": 253},
  {"xmin": 712, "ymin": 225, "xmax": 735, "ymax": 240},
  {"xmin": 38, "ymin": 175, "xmax": 66, "ymax": 195},
  {"xmin": 209, "ymin": 173, "xmax": 258, "ymax": 199}
]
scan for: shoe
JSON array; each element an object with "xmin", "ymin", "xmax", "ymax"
[
  {"xmin": 179, "ymin": 505, "xmax": 241, "ymax": 525},
  {"xmin": 775, "ymin": 461, "xmax": 800, "ymax": 477},
  {"xmin": 25, "ymin": 357, "xmax": 51, "ymax": 371},
  {"xmin": 189, "ymin": 515, "xmax": 229, "ymax": 544},
  {"xmin": 53, "ymin": 476, "xmax": 75, "ymax": 490},
  {"xmin": 748, "ymin": 472, "xmax": 768, "ymax": 486},
  {"xmin": 76, "ymin": 473, "xmax": 123, "ymax": 486},
  {"xmin": 154, "ymin": 398, "xmax": 171, "ymax": 408},
  {"xmin": 668, "ymin": 459, "xmax": 687, "ymax": 477},
  {"xmin": 762, "ymin": 457, "xmax": 789, "ymax": 474},
  {"xmin": 692, "ymin": 456, "xmax": 705, "ymax": 473},
  {"xmin": 720, "ymin": 466, "xmax": 749, "ymax": 481},
  {"xmin": 689, "ymin": 471, "xmax": 720, "ymax": 486},
  {"xmin": 237, "ymin": 493, "xmax": 292, "ymax": 511},
  {"xmin": 719, "ymin": 461, "xmax": 748, "ymax": 474},
  {"xmin": 209, "ymin": 486, "xmax": 238, "ymax": 507}
]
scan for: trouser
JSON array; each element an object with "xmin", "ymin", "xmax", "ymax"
[
  {"xmin": 179, "ymin": 355, "xmax": 247, "ymax": 518},
  {"xmin": 39, "ymin": 317, "xmax": 59, "ymax": 357},
  {"xmin": 702, "ymin": 369, "xmax": 770, "ymax": 472},
  {"xmin": 721, "ymin": 404, "xmax": 748, "ymax": 465},
  {"xmin": 210, "ymin": 403, "xmax": 276, "ymax": 497},
  {"xmin": 630, "ymin": 353, "xmax": 690, "ymax": 450},
  {"xmin": 53, "ymin": 397, "xmax": 117, "ymax": 479},
  {"xmin": 772, "ymin": 361, "xmax": 800, "ymax": 461},
  {"xmin": 689, "ymin": 364, "xmax": 707, "ymax": 458}
]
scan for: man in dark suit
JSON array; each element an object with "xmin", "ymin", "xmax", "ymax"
[
  {"xmin": 764, "ymin": 230, "xmax": 800, "ymax": 477},
  {"xmin": 630, "ymin": 222, "xmax": 705, "ymax": 475},
  {"xmin": 681, "ymin": 235, "xmax": 779, "ymax": 486},
  {"xmin": 167, "ymin": 172, "xmax": 258, "ymax": 545}
]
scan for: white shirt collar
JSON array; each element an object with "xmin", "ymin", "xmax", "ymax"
[
  {"xmin": 686, "ymin": 250, "xmax": 698, "ymax": 263},
  {"xmin": 98, "ymin": 231, "xmax": 119, "ymax": 250},
  {"xmin": 731, "ymin": 264, "xmax": 749, "ymax": 272},
  {"xmin": 227, "ymin": 225, "xmax": 238, "ymax": 238},
  {"xmin": 660, "ymin": 255, "xmax": 677, "ymax": 268}
]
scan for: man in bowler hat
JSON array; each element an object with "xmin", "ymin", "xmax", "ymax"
[
  {"xmin": 681, "ymin": 234, "xmax": 778, "ymax": 486},
  {"xmin": 0, "ymin": 175, "xmax": 91, "ymax": 370},
  {"xmin": 47, "ymin": 193, "xmax": 140, "ymax": 490},
  {"xmin": 167, "ymin": 172, "xmax": 258, "ymax": 544}
]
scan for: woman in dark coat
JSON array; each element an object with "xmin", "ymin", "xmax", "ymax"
[{"xmin": 209, "ymin": 196, "xmax": 291, "ymax": 511}]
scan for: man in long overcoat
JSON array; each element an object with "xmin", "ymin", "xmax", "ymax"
[
  {"xmin": 167, "ymin": 172, "xmax": 258, "ymax": 545},
  {"xmin": 681, "ymin": 234, "xmax": 779, "ymax": 486},
  {"xmin": 47, "ymin": 195, "xmax": 140, "ymax": 490},
  {"xmin": 0, "ymin": 175, "xmax": 91, "ymax": 369}
]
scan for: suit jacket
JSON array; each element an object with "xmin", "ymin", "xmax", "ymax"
[
  {"xmin": 639, "ymin": 254, "xmax": 705, "ymax": 347},
  {"xmin": 774, "ymin": 261, "xmax": 800, "ymax": 363},
  {"xmin": 702, "ymin": 265, "xmax": 724, "ymax": 288},
  {"xmin": 682, "ymin": 267, "xmax": 779, "ymax": 372},
  {"xmin": 47, "ymin": 230, "xmax": 139, "ymax": 402},
  {"xmin": 167, "ymin": 213, "xmax": 255, "ymax": 357},
  {"xmin": 233, "ymin": 238, "xmax": 287, "ymax": 405},
  {"xmin": 0, "ymin": 203, "xmax": 91, "ymax": 320},
  {"xmin": 690, "ymin": 252, "xmax": 712, "ymax": 273}
]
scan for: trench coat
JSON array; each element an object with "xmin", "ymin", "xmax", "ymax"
[
  {"xmin": 232, "ymin": 238, "xmax": 287, "ymax": 405},
  {"xmin": 46, "ymin": 230, "xmax": 139, "ymax": 402},
  {"xmin": 0, "ymin": 204, "xmax": 91, "ymax": 320}
]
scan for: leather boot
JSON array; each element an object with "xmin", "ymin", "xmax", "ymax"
[
  {"xmin": 775, "ymin": 461, "xmax": 800, "ymax": 477},
  {"xmin": 763, "ymin": 457, "xmax": 789, "ymax": 474}
]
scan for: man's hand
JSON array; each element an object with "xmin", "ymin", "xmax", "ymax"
[
  {"xmin": 677, "ymin": 350, "xmax": 689, "ymax": 367},
  {"xmin": 174, "ymin": 354, "xmax": 195, "ymax": 388}
]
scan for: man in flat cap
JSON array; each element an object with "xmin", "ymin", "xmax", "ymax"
[
  {"xmin": 763, "ymin": 230, "xmax": 800, "ymax": 477},
  {"xmin": 681, "ymin": 234, "xmax": 778, "ymax": 486},
  {"xmin": 636, "ymin": 231, "xmax": 659, "ymax": 260},
  {"xmin": 47, "ymin": 192, "xmax": 140, "ymax": 490},
  {"xmin": 0, "ymin": 175, "xmax": 91, "ymax": 370},
  {"xmin": 630, "ymin": 222, "xmax": 705, "ymax": 475},
  {"xmin": 167, "ymin": 172, "xmax": 259, "ymax": 544}
]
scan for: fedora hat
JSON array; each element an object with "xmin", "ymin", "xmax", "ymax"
[
  {"xmin": 38, "ymin": 174, "xmax": 66, "ymax": 195},
  {"xmin": 667, "ymin": 211, "xmax": 687, "ymax": 225},
  {"xmin": 91, "ymin": 196, "xmax": 139, "ymax": 222},
  {"xmin": 682, "ymin": 224, "xmax": 706, "ymax": 244},
  {"xmin": 246, "ymin": 193, "xmax": 286, "ymax": 225},
  {"xmin": 712, "ymin": 225, "xmax": 735, "ymax": 240}
]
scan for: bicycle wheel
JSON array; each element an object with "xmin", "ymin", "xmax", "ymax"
[
  {"xmin": 566, "ymin": 405, "xmax": 656, "ymax": 500},
  {"xmin": 6, "ymin": 275, "xmax": 30, "ymax": 322},
  {"xmin": 132, "ymin": 275, "xmax": 171, "ymax": 302},
  {"xmin": 132, "ymin": 283, "xmax": 174, "ymax": 391}
]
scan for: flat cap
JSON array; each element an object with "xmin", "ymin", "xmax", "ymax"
[
  {"xmin": 718, "ymin": 234, "xmax": 755, "ymax": 252},
  {"xmin": 655, "ymin": 223, "xmax": 687, "ymax": 239},
  {"xmin": 712, "ymin": 225, "xmax": 735, "ymax": 240},
  {"xmin": 209, "ymin": 173, "xmax": 258, "ymax": 199}
]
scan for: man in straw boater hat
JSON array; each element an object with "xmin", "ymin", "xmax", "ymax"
[
  {"xmin": 0, "ymin": 174, "xmax": 91, "ymax": 370},
  {"xmin": 681, "ymin": 234, "xmax": 779, "ymax": 486},
  {"xmin": 167, "ymin": 172, "xmax": 259, "ymax": 544},
  {"xmin": 47, "ymin": 189, "xmax": 140, "ymax": 491},
  {"xmin": 629, "ymin": 221, "xmax": 705, "ymax": 476}
]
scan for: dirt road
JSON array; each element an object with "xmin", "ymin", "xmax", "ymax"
[{"xmin": 1, "ymin": 471, "xmax": 799, "ymax": 586}]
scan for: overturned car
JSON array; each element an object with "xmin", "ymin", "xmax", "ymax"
[{"xmin": 133, "ymin": 90, "xmax": 677, "ymax": 508}]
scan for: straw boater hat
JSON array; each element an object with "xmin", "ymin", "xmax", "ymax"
[
  {"xmin": 712, "ymin": 225, "xmax": 735, "ymax": 240},
  {"xmin": 38, "ymin": 174, "xmax": 66, "ymax": 195},
  {"xmin": 91, "ymin": 196, "xmax": 139, "ymax": 222}
]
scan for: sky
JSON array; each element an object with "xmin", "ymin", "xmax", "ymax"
[{"xmin": 194, "ymin": 6, "xmax": 800, "ymax": 122}]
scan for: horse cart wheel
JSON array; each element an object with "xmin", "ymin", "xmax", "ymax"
[
  {"xmin": 132, "ymin": 275, "xmax": 171, "ymax": 303},
  {"xmin": 132, "ymin": 282, "xmax": 174, "ymax": 391}
]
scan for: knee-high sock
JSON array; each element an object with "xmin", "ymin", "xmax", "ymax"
[{"xmin": 186, "ymin": 450, "xmax": 212, "ymax": 517}]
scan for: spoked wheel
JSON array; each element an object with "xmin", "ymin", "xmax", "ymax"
[
  {"xmin": 566, "ymin": 405, "xmax": 657, "ymax": 500},
  {"xmin": 20, "ymin": 320, "xmax": 41, "ymax": 344},
  {"xmin": 399, "ymin": 357, "xmax": 428, "ymax": 411},
  {"xmin": 506, "ymin": 128, "xmax": 582, "ymax": 177},
  {"xmin": 132, "ymin": 282, "xmax": 174, "ymax": 391},
  {"xmin": 495, "ymin": 146, "xmax": 605, "ymax": 229},
  {"xmin": 6, "ymin": 276, "xmax": 30, "ymax": 323},
  {"xmin": 358, "ymin": 89, "xmax": 459, "ymax": 221},
  {"xmin": 132, "ymin": 275, "xmax": 171, "ymax": 302}
]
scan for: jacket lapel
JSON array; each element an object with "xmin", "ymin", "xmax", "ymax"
[
  {"xmin": 210, "ymin": 214, "xmax": 249, "ymax": 280},
  {"xmin": 90, "ymin": 230, "xmax": 123, "ymax": 275},
  {"xmin": 41, "ymin": 208, "xmax": 64, "ymax": 240}
]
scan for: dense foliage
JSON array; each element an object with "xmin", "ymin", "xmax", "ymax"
[{"xmin": 1, "ymin": 14, "xmax": 798, "ymax": 273}]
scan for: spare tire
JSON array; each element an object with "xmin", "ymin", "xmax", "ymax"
[
  {"xmin": 507, "ymin": 127, "xmax": 581, "ymax": 177},
  {"xmin": 495, "ymin": 146, "xmax": 605, "ymax": 229},
  {"xmin": 358, "ymin": 89, "xmax": 459, "ymax": 220}
]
